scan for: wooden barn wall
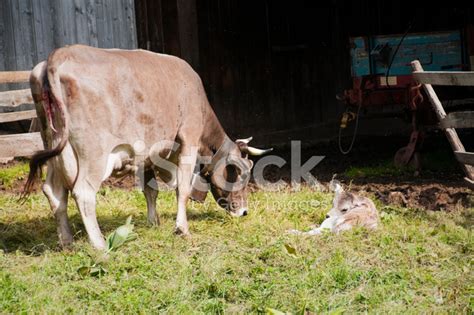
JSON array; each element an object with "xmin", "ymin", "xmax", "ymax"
[
  {"xmin": 195, "ymin": 2, "xmax": 349, "ymax": 142},
  {"xmin": 135, "ymin": 1, "xmax": 474, "ymax": 144},
  {"xmin": 135, "ymin": 0, "xmax": 349, "ymax": 142},
  {"xmin": 0, "ymin": 0, "xmax": 137, "ymax": 76}
]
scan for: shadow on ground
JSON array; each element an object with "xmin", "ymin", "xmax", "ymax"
[{"xmin": 0, "ymin": 206, "xmax": 228, "ymax": 256}]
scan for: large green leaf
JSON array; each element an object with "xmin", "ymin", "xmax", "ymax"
[{"xmin": 106, "ymin": 216, "xmax": 137, "ymax": 252}]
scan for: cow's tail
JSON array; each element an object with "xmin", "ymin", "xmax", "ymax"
[{"xmin": 21, "ymin": 56, "xmax": 70, "ymax": 200}]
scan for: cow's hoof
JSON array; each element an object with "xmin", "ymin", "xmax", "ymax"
[
  {"xmin": 60, "ymin": 242, "xmax": 74, "ymax": 252},
  {"xmin": 174, "ymin": 226, "xmax": 191, "ymax": 237},
  {"xmin": 90, "ymin": 238, "xmax": 107, "ymax": 251},
  {"xmin": 147, "ymin": 216, "xmax": 160, "ymax": 227},
  {"xmin": 58, "ymin": 236, "xmax": 74, "ymax": 249}
]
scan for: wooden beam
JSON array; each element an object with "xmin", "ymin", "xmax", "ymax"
[
  {"xmin": 0, "ymin": 110, "xmax": 37, "ymax": 123},
  {"xmin": 0, "ymin": 71, "xmax": 30, "ymax": 84},
  {"xmin": 0, "ymin": 89, "xmax": 33, "ymax": 107},
  {"xmin": 413, "ymin": 71, "xmax": 474, "ymax": 86},
  {"xmin": 411, "ymin": 60, "xmax": 474, "ymax": 180},
  {"xmin": 454, "ymin": 151, "xmax": 474, "ymax": 166},
  {"xmin": 439, "ymin": 111, "xmax": 474, "ymax": 129},
  {"xmin": 0, "ymin": 132, "xmax": 43, "ymax": 158}
]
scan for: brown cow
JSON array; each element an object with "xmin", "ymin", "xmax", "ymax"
[{"xmin": 24, "ymin": 45, "xmax": 271, "ymax": 250}]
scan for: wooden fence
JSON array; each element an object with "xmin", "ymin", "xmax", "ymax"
[
  {"xmin": 0, "ymin": 71, "xmax": 43, "ymax": 159},
  {"xmin": 412, "ymin": 60, "xmax": 474, "ymax": 189}
]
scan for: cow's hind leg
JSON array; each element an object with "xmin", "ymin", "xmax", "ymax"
[
  {"xmin": 140, "ymin": 167, "xmax": 160, "ymax": 226},
  {"xmin": 72, "ymin": 182, "xmax": 106, "ymax": 250},
  {"xmin": 43, "ymin": 164, "xmax": 73, "ymax": 247}
]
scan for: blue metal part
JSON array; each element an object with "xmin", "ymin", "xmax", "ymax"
[{"xmin": 350, "ymin": 30, "xmax": 464, "ymax": 77}]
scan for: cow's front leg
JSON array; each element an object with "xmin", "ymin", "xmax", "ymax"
[
  {"xmin": 139, "ymin": 167, "xmax": 160, "ymax": 226},
  {"xmin": 72, "ymin": 183, "xmax": 106, "ymax": 250},
  {"xmin": 174, "ymin": 145, "xmax": 198, "ymax": 236},
  {"xmin": 43, "ymin": 167, "xmax": 73, "ymax": 247}
]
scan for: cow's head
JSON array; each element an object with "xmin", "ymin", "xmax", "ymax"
[{"xmin": 203, "ymin": 137, "xmax": 272, "ymax": 217}]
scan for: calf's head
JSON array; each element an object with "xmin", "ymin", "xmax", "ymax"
[
  {"xmin": 206, "ymin": 137, "xmax": 272, "ymax": 217},
  {"xmin": 326, "ymin": 181, "xmax": 361, "ymax": 219}
]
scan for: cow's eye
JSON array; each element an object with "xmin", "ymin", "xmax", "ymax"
[{"xmin": 341, "ymin": 208, "xmax": 348, "ymax": 213}]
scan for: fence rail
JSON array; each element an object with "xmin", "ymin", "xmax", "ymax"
[
  {"xmin": 412, "ymin": 61, "xmax": 474, "ymax": 189},
  {"xmin": 0, "ymin": 89, "xmax": 33, "ymax": 107},
  {"xmin": 0, "ymin": 70, "xmax": 43, "ymax": 159},
  {"xmin": 412, "ymin": 71, "xmax": 474, "ymax": 86},
  {"xmin": 0, "ymin": 71, "xmax": 31, "ymax": 84}
]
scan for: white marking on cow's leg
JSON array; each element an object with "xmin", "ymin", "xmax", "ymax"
[
  {"xmin": 174, "ymin": 145, "xmax": 198, "ymax": 236},
  {"xmin": 43, "ymin": 165, "xmax": 73, "ymax": 247},
  {"xmin": 72, "ymin": 183, "xmax": 106, "ymax": 250},
  {"xmin": 141, "ymin": 168, "xmax": 160, "ymax": 226}
]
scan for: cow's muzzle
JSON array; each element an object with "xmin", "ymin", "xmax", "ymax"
[{"xmin": 230, "ymin": 207, "xmax": 248, "ymax": 217}]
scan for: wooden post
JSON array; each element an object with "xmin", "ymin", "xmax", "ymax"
[{"xmin": 411, "ymin": 60, "xmax": 474, "ymax": 180}]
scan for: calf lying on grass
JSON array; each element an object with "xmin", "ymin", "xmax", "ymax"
[{"xmin": 288, "ymin": 181, "xmax": 379, "ymax": 235}]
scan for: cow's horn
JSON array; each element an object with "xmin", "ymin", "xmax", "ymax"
[
  {"xmin": 246, "ymin": 146, "xmax": 273, "ymax": 156},
  {"xmin": 236, "ymin": 136, "xmax": 253, "ymax": 144}
]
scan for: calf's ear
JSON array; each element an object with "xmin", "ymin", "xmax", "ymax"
[{"xmin": 329, "ymin": 179, "xmax": 344, "ymax": 194}]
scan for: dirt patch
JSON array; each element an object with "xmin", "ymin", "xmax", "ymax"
[
  {"xmin": 1, "ymin": 133, "xmax": 473, "ymax": 212},
  {"xmin": 354, "ymin": 182, "xmax": 473, "ymax": 211}
]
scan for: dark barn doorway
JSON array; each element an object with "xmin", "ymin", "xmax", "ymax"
[{"xmin": 134, "ymin": 1, "xmax": 474, "ymax": 146}]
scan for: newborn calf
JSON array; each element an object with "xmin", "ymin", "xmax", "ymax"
[{"xmin": 289, "ymin": 182, "xmax": 379, "ymax": 235}]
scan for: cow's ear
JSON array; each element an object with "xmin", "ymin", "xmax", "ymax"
[{"xmin": 236, "ymin": 141, "xmax": 248, "ymax": 152}]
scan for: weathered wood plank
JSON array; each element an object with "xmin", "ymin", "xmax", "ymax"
[
  {"xmin": 0, "ymin": 110, "xmax": 37, "ymax": 123},
  {"xmin": 125, "ymin": 0, "xmax": 137, "ymax": 48},
  {"xmin": 85, "ymin": 0, "xmax": 98, "ymax": 47},
  {"xmin": 411, "ymin": 60, "xmax": 474, "ymax": 180},
  {"xmin": 0, "ymin": 71, "xmax": 30, "ymax": 84},
  {"xmin": 96, "ymin": 0, "xmax": 114, "ymax": 48},
  {"xmin": 0, "ymin": 0, "xmax": 7, "ymax": 74},
  {"xmin": 1, "ymin": 0, "xmax": 17, "ymax": 76},
  {"xmin": 31, "ymin": 0, "xmax": 55, "ymax": 62},
  {"xmin": 12, "ymin": 0, "xmax": 37, "ymax": 71},
  {"xmin": 0, "ymin": 132, "xmax": 43, "ymax": 158},
  {"xmin": 413, "ymin": 71, "xmax": 474, "ymax": 86},
  {"xmin": 177, "ymin": 0, "xmax": 200, "ymax": 69},
  {"xmin": 51, "ymin": 0, "xmax": 65, "ymax": 47},
  {"xmin": 0, "ymin": 89, "xmax": 33, "ymax": 107},
  {"xmin": 454, "ymin": 151, "xmax": 474, "ymax": 166},
  {"xmin": 439, "ymin": 111, "xmax": 474, "ymax": 129}
]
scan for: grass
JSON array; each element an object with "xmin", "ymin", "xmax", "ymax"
[
  {"xmin": 0, "ymin": 161, "xmax": 29, "ymax": 188},
  {"xmin": 344, "ymin": 160, "xmax": 408, "ymax": 179},
  {"xmin": 344, "ymin": 149, "xmax": 460, "ymax": 179},
  {"xmin": 0, "ymin": 175, "xmax": 473, "ymax": 313}
]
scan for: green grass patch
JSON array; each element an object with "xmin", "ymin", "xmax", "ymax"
[
  {"xmin": 345, "ymin": 149, "xmax": 460, "ymax": 179},
  {"xmin": 0, "ymin": 185, "xmax": 472, "ymax": 313},
  {"xmin": 345, "ymin": 160, "xmax": 409, "ymax": 178},
  {"xmin": 0, "ymin": 161, "xmax": 29, "ymax": 188}
]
